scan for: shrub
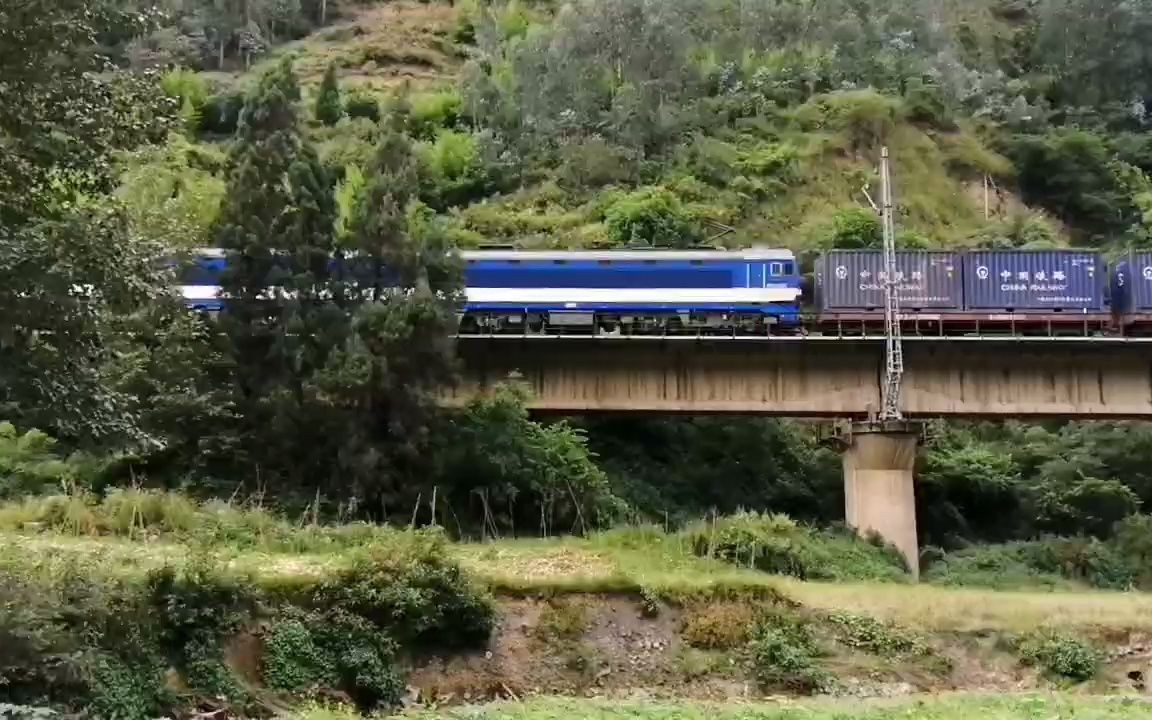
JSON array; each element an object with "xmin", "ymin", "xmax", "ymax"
[
  {"xmin": 532, "ymin": 599, "xmax": 588, "ymax": 644},
  {"xmin": 312, "ymin": 530, "xmax": 496, "ymax": 651},
  {"xmin": 744, "ymin": 613, "xmax": 830, "ymax": 694},
  {"xmin": 823, "ymin": 611, "xmax": 928, "ymax": 658},
  {"xmin": 86, "ymin": 655, "xmax": 168, "ymax": 720},
  {"xmin": 904, "ymin": 78, "xmax": 954, "ymax": 129},
  {"xmin": 686, "ymin": 511, "xmax": 907, "ymax": 582},
  {"xmin": 970, "ymin": 213, "xmax": 1059, "ymax": 249},
  {"xmin": 0, "ymin": 423, "xmax": 76, "ymax": 499},
  {"xmin": 737, "ymin": 141, "xmax": 799, "ymax": 180},
  {"xmin": 1005, "ymin": 129, "xmax": 1139, "ymax": 237},
  {"xmin": 315, "ymin": 63, "xmax": 343, "ymax": 127},
  {"xmin": 603, "ymin": 186, "xmax": 703, "ymax": 248},
  {"xmin": 1114, "ymin": 514, "xmax": 1152, "ymax": 587},
  {"xmin": 924, "ymin": 538, "xmax": 1135, "ymax": 591},
  {"xmin": 159, "ymin": 68, "xmax": 208, "ymax": 109},
  {"xmin": 418, "ymin": 129, "xmax": 492, "ymax": 208},
  {"xmin": 434, "ymin": 386, "xmax": 628, "ymax": 536},
  {"xmin": 145, "ymin": 558, "xmax": 259, "ymax": 656},
  {"xmin": 199, "ymin": 92, "xmax": 245, "ymax": 135},
  {"xmin": 827, "ymin": 207, "xmax": 882, "ymax": 249},
  {"xmin": 557, "ymin": 138, "xmax": 638, "ymax": 188},
  {"xmin": 263, "ymin": 608, "xmax": 403, "ymax": 711},
  {"xmin": 410, "ymin": 90, "xmax": 463, "ymax": 138},
  {"xmin": 923, "ymin": 543, "xmax": 1076, "ymax": 590},
  {"xmin": 800, "ymin": 90, "xmax": 901, "ymax": 152},
  {"xmin": 344, "ymin": 93, "xmax": 381, "ymax": 122},
  {"xmin": 0, "ymin": 567, "xmax": 88, "ymax": 706},
  {"xmin": 1018, "ymin": 631, "xmax": 1100, "ymax": 681},
  {"xmin": 681, "ymin": 603, "xmax": 756, "ymax": 650}
]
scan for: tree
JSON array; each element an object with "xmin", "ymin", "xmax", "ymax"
[
  {"xmin": 315, "ymin": 62, "xmax": 343, "ymax": 126},
  {"xmin": 0, "ymin": 0, "xmax": 173, "ymax": 442},
  {"xmin": 1005, "ymin": 129, "xmax": 1138, "ymax": 239},
  {"xmin": 212, "ymin": 56, "xmax": 342, "ymax": 489},
  {"xmin": 827, "ymin": 207, "xmax": 883, "ymax": 249},
  {"xmin": 117, "ymin": 133, "xmax": 227, "ymax": 249},
  {"xmin": 311, "ymin": 131, "xmax": 464, "ymax": 508},
  {"xmin": 431, "ymin": 384, "xmax": 625, "ymax": 536},
  {"xmin": 603, "ymin": 186, "xmax": 702, "ymax": 247}
]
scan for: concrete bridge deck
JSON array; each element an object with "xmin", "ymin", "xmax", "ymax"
[{"xmin": 451, "ymin": 335, "xmax": 1152, "ymax": 418}]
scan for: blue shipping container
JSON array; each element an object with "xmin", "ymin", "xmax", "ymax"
[
  {"xmin": 1112, "ymin": 253, "xmax": 1152, "ymax": 312},
  {"xmin": 962, "ymin": 251, "xmax": 1105, "ymax": 311},
  {"xmin": 817, "ymin": 251, "xmax": 962, "ymax": 310}
]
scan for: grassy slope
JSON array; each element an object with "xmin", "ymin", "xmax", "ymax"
[
  {"xmin": 8, "ymin": 527, "xmax": 1152, "ymax": 634},
  {"xmin": 209, "ymin": 1, "xmax": 462, "ymax": 95}
]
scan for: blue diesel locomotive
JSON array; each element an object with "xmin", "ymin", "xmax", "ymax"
[{"xmin": 461, "ymin": 249, "xmax": 802, "ymax": 334}]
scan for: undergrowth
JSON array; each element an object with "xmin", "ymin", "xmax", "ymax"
[
  {"xmin": 0, "ymin": 528, "xmax": 494, "ymax": 718},
  {"xmin": 1017, "ymin": 630, "xmax": 1101, "ymax": 682},
  {"xmin": 922, "ymin": 538, "xmax": 1138, "ymax": 591},
  {"xmin": 744, "ymin": 611, "xmax": 832, "ymax": 695},
  {"xmin": 686, "ymin": 512, "xmax": 908, "ymax": 583},
  {"xmin": 0, "ymin": 489, "xmax": 407, "ymax": 553}
]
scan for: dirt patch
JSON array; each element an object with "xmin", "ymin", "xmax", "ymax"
[
  {"xmin": 404, "ymin": 594, "xmax": 1152, "ymax": 706},
  {"xmin": 405, "ymin": 596, "xmax": 749, "ymax": 703}
]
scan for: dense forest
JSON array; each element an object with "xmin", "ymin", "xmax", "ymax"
[{"xmin": 7, "ymin": 0, "xmax": 1152, "ymax": 576}]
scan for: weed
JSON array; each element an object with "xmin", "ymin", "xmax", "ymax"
[
  {"xmin": 676, "ymin": 647, "xmax": 732, "ymax": 680},
  {"xmin": 823, "ymin": 611, "xmax": 929, "ymax": 658},
  {"xmin": 744, "ymin": 611, "xmax": 832, "ymax": 694},
  {"xmin": 638, "ymin": 587, "xmax": 661, "ymax": 618},
  {"xmin": 532, "ymin": 599, "xmax": 588, "ymax": 644},
  {"xmin": 1018, "ymin": 630, "xmax": 1101, "ymax": 681},
  {"xmin": 680, "ymin": 603, "xmax": 757, "ymax": 650}
]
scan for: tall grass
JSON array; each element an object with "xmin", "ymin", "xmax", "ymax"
[{"xmin": 0, "ymin": 489, "xmax": 397, "ymax": 553}]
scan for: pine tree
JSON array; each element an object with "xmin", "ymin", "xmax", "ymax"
[
  {"xmin": 315, "ymin": 63, "xmax": 343, "ymax": 127},
  {"xmin": 212, "ymin": 57, "xmax": 342, "ymax": 487},
  {"xmin": 320, "ymin": 131, "xmax": 463, "ymax": 505}
]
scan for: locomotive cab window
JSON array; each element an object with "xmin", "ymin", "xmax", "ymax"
[{"xmin": 769, "ymin": 262, "xmax": 784, "ymax": 276}]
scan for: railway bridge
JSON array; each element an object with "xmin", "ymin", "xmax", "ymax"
[{"xmin": 450, "ymin": 333, "xmax": 1152, "ymax": 576}]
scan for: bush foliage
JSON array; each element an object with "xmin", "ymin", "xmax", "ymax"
[
  {"xmin": 686, "ymin": 511, "xmax": 908, "ymax": 582},
  {"xmin": 0, "ymin": 528, "xmax": 494, "ymax": 717}
]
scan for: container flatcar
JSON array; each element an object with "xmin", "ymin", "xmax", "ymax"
[
  {"xmin": 1112, "ymin": 252, "xmax": 1152, "ymax": 334},
  {"xmin": 962, "ymin": 250, "xmax": 1105, "ymax": 311},
  {"xmin": 815, "ymin": 250, "xmax": 964, "ymax": 334},
  {"xmin": 816, "ymin": 250, "xmax": 962, "ymax": 310}
]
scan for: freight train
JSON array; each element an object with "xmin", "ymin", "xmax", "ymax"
[{"xmin": 174, "ymin": 247, "xmax": 1152, "ymax": 336}]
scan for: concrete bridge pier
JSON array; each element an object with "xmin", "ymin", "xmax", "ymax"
[{"xmin": 840, "ymin": 421, "xmax": 920, "ymax": 578}]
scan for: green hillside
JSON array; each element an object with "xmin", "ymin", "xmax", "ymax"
[{"xmin": 120, "ymin": 0, "xmax": 1152, "ymax": 255}]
